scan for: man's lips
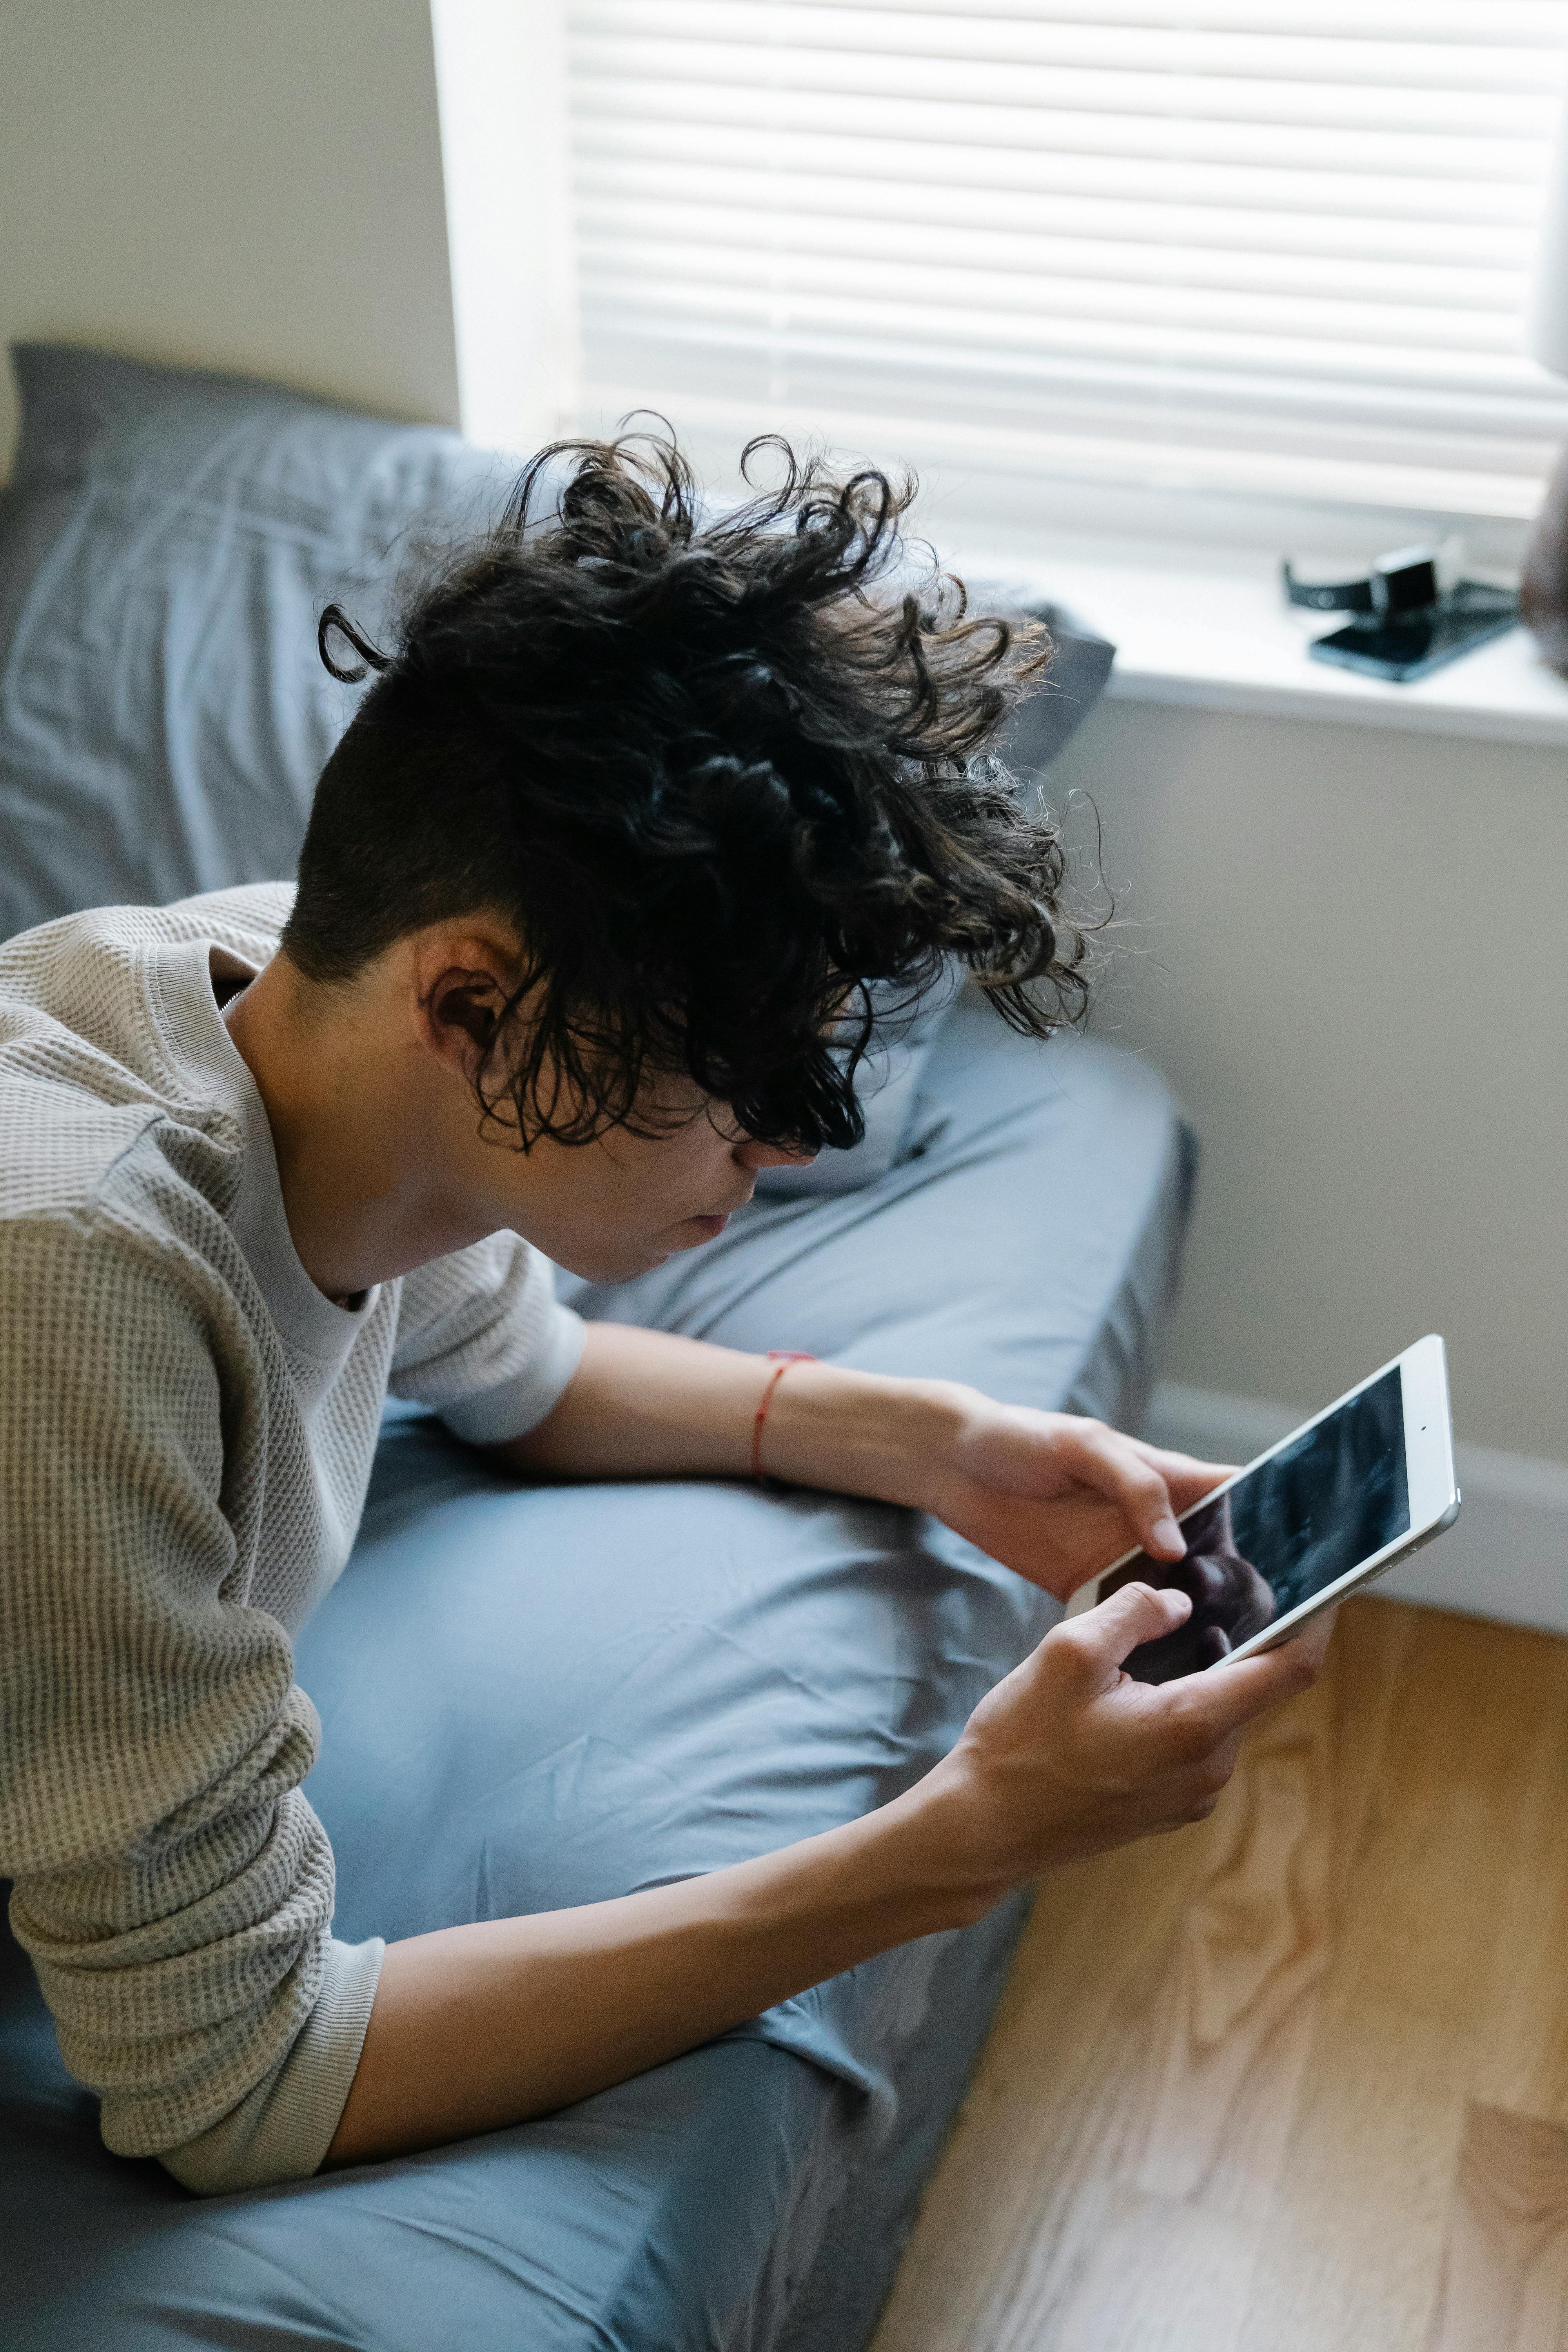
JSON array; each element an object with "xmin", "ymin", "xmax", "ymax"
[{"xmin": 680, "ymin": 1178, "xmax": 755, "ymax": 1244}]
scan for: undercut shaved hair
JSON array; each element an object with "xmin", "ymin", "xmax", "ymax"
[{"xmin": 283, "ymin": 428, "xmax": 1087, "ymax": 1153}]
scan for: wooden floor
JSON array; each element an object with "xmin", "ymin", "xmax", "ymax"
[{"xmin": 872, "ymin": 1598, "xmax": 1568, "ymax": 2352}]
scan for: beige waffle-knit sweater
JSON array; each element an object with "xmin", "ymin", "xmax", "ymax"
[{"xmin": 0, "ymin": 885, "xmax": 585, "ymax": 2195}]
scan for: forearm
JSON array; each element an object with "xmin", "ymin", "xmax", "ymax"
[
  {"xmin": 499, "ymin": 1326, "xmax": 1221, "ymax": 1606},
  {"xmin": 324, "ymin": 1582, "xmax": 1330, "ymax": 2171},
  {"xmin": 325, "ymin": 1784, "xmax": 978, "ymax": 2169},
  {"xmin": 498, "ymin": 1321, "xmax": 962, "ymax": 1508}
]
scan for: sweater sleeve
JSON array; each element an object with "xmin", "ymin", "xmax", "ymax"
[
  {"xmin": 0, "ymin": 1212, "xmax": 381, "ymax": 2193},
  {"xmin": 390, "ymin": 1228, "xmax": 585, "ymax": 1445}
]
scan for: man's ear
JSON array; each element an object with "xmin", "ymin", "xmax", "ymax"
[
  {"xmin": 403, "ymin": 920, "xmax": 528, "ymax": 1092},
  {"xmin": 430, "ymin": 964, "xmax": 503, "ymax": 1058},
  {"xmin": 426, "ymin": 970, "xmax": 506, "ymax": 1074},
  {"xmin": 406, "ymin": 927, "xmax": 519, "ymax": 1078}
]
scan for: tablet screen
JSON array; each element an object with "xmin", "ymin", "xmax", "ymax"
[{"xmin": 1102, "ymin": 1366, "xmax": 1411, "ymax": 1683}]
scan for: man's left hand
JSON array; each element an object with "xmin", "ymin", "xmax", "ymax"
[{"xmin": 923, "ymin": 1398, "xmax": 1234, "ymax": 1604}]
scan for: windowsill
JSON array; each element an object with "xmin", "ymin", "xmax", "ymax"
[{"xmin": 958, "ymin": 545, "xmax": 1568, "ymax": 750}]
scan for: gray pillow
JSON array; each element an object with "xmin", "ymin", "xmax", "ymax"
[
  {"xmin": 0, "ymin": 343, "xmax": 503, "ymax": 940},
  {"xmin": 753, "ymin": 963, "xmax": 964, "ymax": 1198}
]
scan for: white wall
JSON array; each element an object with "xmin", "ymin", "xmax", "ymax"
[
  {"xmin": 0, "ymin": 0, "xmax": 463, "ymax": 473},
  {"xmin": 1049, "ymin": 696, "xmax": 1568, "ymax": 1467}
]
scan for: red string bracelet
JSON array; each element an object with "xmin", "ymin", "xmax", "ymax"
[{"xmin": 751, "ymin": 1350, "xmax": 816, "ymax": 1481}]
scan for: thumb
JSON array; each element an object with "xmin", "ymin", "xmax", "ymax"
[{"xmin": 1071, "ymin": 1579, "xmax": 1192, "ymax": 1678}]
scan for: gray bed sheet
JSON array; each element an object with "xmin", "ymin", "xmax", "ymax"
[{"xmin": 1, "ymin": 995, "xmax": 1194, "ymax": 2349}]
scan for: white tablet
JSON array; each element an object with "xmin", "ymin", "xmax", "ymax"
[{"xmin": 1065, "ymin": 1333, "xmax": 1461, "ymax": 1684}]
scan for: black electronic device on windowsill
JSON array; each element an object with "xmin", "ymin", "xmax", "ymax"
[{"xmin": 1281, "ymin": 546, "xmax": 1519, "ymax": 684}]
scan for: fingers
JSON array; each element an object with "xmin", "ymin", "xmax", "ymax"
[
  {"xmin": 1173, "ymin": 1615, "xmax": 1328, "ymax": 1741},
  {"xmin": 1151, "ymin": 1726, "xmax": 1245, "ymax": 1829},
  {"xmin": 1060, "ymin": 1425, "xmax": 1187, "ymax": 1559},
  {"xmin": 1126, "ymin": 1441, "xmax": 1239, "ymax": 1514},
  {"xmin": 1127, "ymin": 1439, "xmax": 1238, "ymax": 1487},
  {"xmin": 1055, "ymin": 1579, "xmax": 1193, "ymax": 1686},
  {"xmin": 1283, "ymin": 1603, "xmax": 1338, "ymax": 1673}
]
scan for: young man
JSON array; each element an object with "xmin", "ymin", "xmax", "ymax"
[{"xmin": 0, "ymin": 437, "xmax": 1327, "ymax": 2197}]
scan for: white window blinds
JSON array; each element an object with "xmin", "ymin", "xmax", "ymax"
[{"xmin": 566, "ymin": 1, "xmax": 1568, "ymax": 523}]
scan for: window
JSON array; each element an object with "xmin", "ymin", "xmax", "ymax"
[{"xmin": 566, "ymin": 1, "xmax": 1568, "ymax": 539}]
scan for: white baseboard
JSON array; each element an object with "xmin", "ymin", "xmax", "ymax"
[{"xmin": 1144, "ymin": 1381, "xmax": 1568, "ymax": 1640}]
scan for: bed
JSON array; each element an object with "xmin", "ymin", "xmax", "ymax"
[{"xmin": 0, "ymin": 346, "xmax": 1189, "ymax": 2350}]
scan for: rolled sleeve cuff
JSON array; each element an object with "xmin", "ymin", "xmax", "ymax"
[
  {"xmin": 159, "ymin": 1934, "xmax": 385, "ymax": 2196},
  {"xmin": 437, "ymin": 1302, "xmax": 587, "ymax": 1448}
]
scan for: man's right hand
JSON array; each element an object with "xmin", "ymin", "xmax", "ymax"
[{"xmin": 904, "ymin": 1582, "xmax": 1333, "ymax": 1918}]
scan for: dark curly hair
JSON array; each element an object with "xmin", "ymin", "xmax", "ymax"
[{"xmin": 283, "ymin": 428, "xmax": 1084, "ymax": 1154}]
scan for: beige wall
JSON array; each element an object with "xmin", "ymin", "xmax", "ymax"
[
  {"xmin": 0, "ymin": 0, "xmax": 461, "ymax": 474},
  {"xmin": 1051, "ymin": 697, "xmax": 1568, "ymax": 1463}
]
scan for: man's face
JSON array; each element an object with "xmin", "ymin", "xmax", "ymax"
[
  {"xmin": 472, "ymin": 1078, "xmax": 816, "ymax": 1284},
  {"xmin": 225, "ymin": 919, "xmax": 827, "ymax": 1302},
  {"xmin": 388, "ymin": 923, "xmax": 820, "ymax": 1285}
]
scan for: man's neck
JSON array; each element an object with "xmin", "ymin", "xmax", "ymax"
[{"xmin": 222, "ymin": 955, "xmax": 495, "ymax": 1301}]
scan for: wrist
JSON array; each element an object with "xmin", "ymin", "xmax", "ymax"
[
  {"xmin": 868, "ymin": 1762, "xmax": 1021, "ymax": 1931},
  {"xmin": 760, "ymin": 1363, "xmax": 977, "ymax": 1511}
]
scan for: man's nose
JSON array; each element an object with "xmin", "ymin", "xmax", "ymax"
[{"xmin": 734, "ymin": 1138, "xmax": 818, "ymax": 1171}]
